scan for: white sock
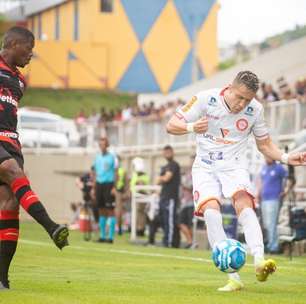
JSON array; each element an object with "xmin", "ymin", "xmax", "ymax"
[
  {"xmin": 204, "ymin": 209, "xmax": 241, "ymax": 282},
  {"xmin": 204, "ymin": 209, "xmax": 227, "ymax": 248},
  {"xmin": 228, "ymin": 272, "xmax": 241, "ymax": 281},
  {"xmin": 238, "ymin": 208, "xmax": 264, "ymax": 266}
]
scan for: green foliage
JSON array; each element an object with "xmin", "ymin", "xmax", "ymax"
[
  {"xmin": 21, "ymin": 89, "xmax": 137, "ymax": 118},
  {"xmin": 3, "ymin": 222, "xmax": 306, "ymax": 304},
  {"xmin": 218, "ymin": 58, "xmax": 236, "ymax": 71}
]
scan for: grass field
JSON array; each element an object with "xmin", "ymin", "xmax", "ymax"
[{"xmin": 2, "ymin": 222, "xmax": 306, "ymax": 304}]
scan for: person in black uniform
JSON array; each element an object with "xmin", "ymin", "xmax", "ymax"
[
  {"xmin": 157, "ymin": 145, "xmax": 181, "ymax": 248},
  {"xmin": 0, "ymin": 27, "xmax": 69, "ymax": 290},
  {"xmin": 76, "ymin": 167, "xmax": 99, "ymax": 223}
]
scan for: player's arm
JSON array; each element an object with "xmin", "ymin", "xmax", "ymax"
[
  {"xmin": 166, "ymin": 93, "xmax": 208, "ymax": 135},
  {"xmin": 256, "ymin": 136, "xmax": 306, "ymax": 166},
  {"xmin": 166, "ymin": 114, "xmax": 208, "ymax": 135}
]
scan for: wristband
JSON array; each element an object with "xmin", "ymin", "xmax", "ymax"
[
  {"xmin": 186, "ymin": 123, "xmax": 194, "ymax": 133},
  {"xmin": 281, "ymin": 153, "xmax": 289, "ymax": 164}
]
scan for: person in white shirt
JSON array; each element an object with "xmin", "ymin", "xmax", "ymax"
[{"xmin": 166, "ymin": 71, "xmax": 306, "ymax": 292}]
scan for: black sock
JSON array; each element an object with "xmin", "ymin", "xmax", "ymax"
[
  {"xmin": 0, "ymin": 210, "xmax": 19, "ymax": 285},
  {"xmin": 11, "ymin": 177, "xmax": 57, "ymax": 236}
]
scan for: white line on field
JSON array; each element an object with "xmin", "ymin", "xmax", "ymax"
[{"xmin": 19, "ymin": 239, "xmax": 306, "ymax": 270}]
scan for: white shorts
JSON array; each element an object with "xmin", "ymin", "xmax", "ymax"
[{"xmin": 192, "ymin": 166, "xmax": 254, "ymax": 216}]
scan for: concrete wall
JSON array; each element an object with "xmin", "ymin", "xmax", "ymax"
[{"xmin": 21, "ymin": 148, "xmax": 195, "ymax": 222}]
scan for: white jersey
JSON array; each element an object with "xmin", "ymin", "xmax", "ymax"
[{"xmin": 176, "ymin": 88, "xmax": 269, "ymax": 171}]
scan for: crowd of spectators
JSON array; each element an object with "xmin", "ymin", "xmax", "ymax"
[
  {"xmin": 259, "ymin": 75, "xmax": 306, "ymax": 103},
  {"xmin": 74, "ymin": 74, "xmax": 306, "ymax": 131}
]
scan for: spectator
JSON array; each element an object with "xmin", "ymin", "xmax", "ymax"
[
  {"xmin": 179, "ymin": 156, "xmax": 194, "ymax": 249},
  {"xmin": 157, "ymin": 145, "xmax": 181, "ymax": 248},
  {"xmin": 257, "ymin": 155, "xmax": 288, "ymax": 253},
  {"xmin": 76, "ymin": 167, "xmax": 99, "ymax": 224},
  {"xmin": 93, "ymin": 137, "xmax": 117, "ymax": 243},
  {"xmin": 130, "ymin": 157, "xmax": 150, "ymax": 236},
  {"xmin": 263, "ymin": 84, "xmax": 279, "ymax": 102},
  {"xmin": 75, "ymin": 108, "xmax": 87, "ymax": 125}
]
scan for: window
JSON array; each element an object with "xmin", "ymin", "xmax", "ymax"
[
  {"xmin": 101, "ymin": 0, "xmax": 113, "ymax": 13},
  {"xmin": 30, "ymin": 17, "xmax": 35, "ymax": 34},
  {"xmin": 73, "ymin": 0, "xmax": 79, "ymax": 41},
  {"xmin": 37, "ymin": 13, "xmax": 42, "ymax": 40},
  {"xmin": 54, "ymin": 6, "xmax": 60, "ymax": 40}
]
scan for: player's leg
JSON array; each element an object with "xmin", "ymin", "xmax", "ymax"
[
  {"xmin": 233, "ymin": 191, "xmax": 276, "ymax": 282},
  {"xmin": 0, "ymin": 149, "xmax": 68, "ymax": 250},
  {"xmin": 0, "ymin": 185, "xmax": 18, "ymax": 290},
  {"xmin": 105, "ymin": 183, "xmax": 116, "ymax": 243},
  {"xmin": 193, "ymin": 167, "xmax": 242, "ymax": 291},
  {"xmin": 96, "ymin": 183, "xmax": 107, "ymax": 242},
  {"xmin": 220, "ymin": 168, "xmax": 276, "ymax": 282}
]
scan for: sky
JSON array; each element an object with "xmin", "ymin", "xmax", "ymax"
[
  {"xmin": 218, "ymin": 0, "xmax": 306, "ymax": 45},
  {"xmin": 0, "ymin": 0, "xmax": 305, "ymax": 46}
]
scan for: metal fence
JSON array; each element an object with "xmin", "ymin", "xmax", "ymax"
[{"xmin": 19, "ymin": 99, "xmax": 306, "ymax": 153}]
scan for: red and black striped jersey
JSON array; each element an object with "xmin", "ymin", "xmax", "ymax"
[{"xmin": 0, "ymin": 56, "xmax": 26, "ymax": 134}]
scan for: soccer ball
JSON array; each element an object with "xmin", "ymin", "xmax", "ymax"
[{"xmin": 212, "ymin": 239, "xmax": 246, "ymax": 273}]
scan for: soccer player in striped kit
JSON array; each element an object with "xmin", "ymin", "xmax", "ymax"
[{"xmin": 0, "ymin": 27, "xmax": 69, "ymax": 290}]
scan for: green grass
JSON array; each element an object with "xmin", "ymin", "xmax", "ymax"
[
  {"xmin": 21, "ymin": 89, "xmax": 137, "ymax": 118},
  {"xmin": 2, "ymin": 222, "xmax": 306, "ymax": 304}
]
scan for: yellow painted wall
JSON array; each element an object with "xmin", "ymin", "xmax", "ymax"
[
  {"xmin": 197, "ymin": 2, "xmax": 219, "ymax": 77},
  {"xmin": 41, "ymin": 8, "xmax": 55, "ymax": 41},
  {"xmin": 26, "ymin": 0, "xmax": 219, "ymax": 91},
  {"xmin": 60, "ymin": 0, "xmax": 74, "ymax": 41}
]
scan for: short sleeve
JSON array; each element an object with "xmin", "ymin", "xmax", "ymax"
[
  {"xmin": 176, "ymin": 92, "xmax": 208, "ymax": 122},
  {"xmin": 252, "ymin": 107, "xmax": 269, "ymax": 140}
]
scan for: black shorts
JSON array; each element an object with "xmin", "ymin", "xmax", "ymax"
[
  {"xmin": 95, "ymin": 182, "xmax": 115, "ymax": 209},
  {"xmin": 0, "ymin": 140, "xmax": 23, "ymax": 186},
  {"xmin": 179, "ymin": 206, "xmax": 194, "ymax": 227}
]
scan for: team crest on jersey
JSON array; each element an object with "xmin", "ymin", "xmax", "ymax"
[
  {"xmin": 245, "ymin": 106, "xmax": 254, "ymax": 116},
  {"xmin": 220, "ymin": 128, "xmax": 230, "ymax": 138},
  {"xmin": 182, "ymin": 96, "xmax": 197, "ymax": 112},
  {"xmin": 236, "ymin": 118, "xmax": 248, "ymax": 131},
  {"xmin": 193, "ymin": 190, "xmax": 200, "ymax": 202},
  {"xmin": 208, "ymin": 96, "xmax": 217, "ymax": 106}
]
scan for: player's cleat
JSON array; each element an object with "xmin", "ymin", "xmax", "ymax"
[
  {"xmin": 0, "ymin": 281, "xmax": 9, "ymax": 290},
  {"xmin": 51, "ymin": 225, "xmax": 69, "ymax": 250},
  {"xmin": 255, "ymin": 259, "xmax": 276, "ymax": 282},
  {"xmin": 217, "ymin": 278, "xmax": 244, "ymax": 292}
]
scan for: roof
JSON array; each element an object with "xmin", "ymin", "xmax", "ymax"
[{"xmin": 25, "ymin": 0, "xmax": 67, "ymax": 16}]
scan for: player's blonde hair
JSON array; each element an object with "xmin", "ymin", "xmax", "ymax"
[{"xmin": 233, "ymin": 71, "xmax": 259, "ymax": 93}]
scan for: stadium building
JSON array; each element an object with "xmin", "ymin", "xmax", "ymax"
[{"xmin": 22, "ymin": 0, "xmax": 219, "ymax": 93}]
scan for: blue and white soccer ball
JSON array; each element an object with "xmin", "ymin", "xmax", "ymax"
[{"xmin": 212, "ymin": 239, "xmax": 246, "ymax": 273}]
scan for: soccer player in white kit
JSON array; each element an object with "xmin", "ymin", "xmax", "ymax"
[{"xmin": 166, "ymin": 71, "xmax": 306, "ymax": 291}]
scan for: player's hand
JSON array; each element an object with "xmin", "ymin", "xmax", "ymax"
[
  {"xmin": 288, "ymin": 152, "xmax": 306, "ymax": 166},
  {"xmin": 193, "ymin": 117, "xmax": 208, "ymax": 133}
]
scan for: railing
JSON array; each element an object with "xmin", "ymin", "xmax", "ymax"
[{"xmin": 18, "ymin": 99, "xmax": 306, "ymax": 153}]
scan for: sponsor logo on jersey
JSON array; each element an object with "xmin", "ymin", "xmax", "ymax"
[
  {"xmin": 193, "ymin": 190, "xmax": 200, "ymax": 202},
  {"xmin": 245, "ymin": 106, "xmax": 254, "ymax": 116},
  {"xmin": 236, "ymin": 118, "xmax": 248, "ymax": 131},
  {"xmin": 208, "ymin": 96, "xmax": 217, "ymax": 106},
  {"xmin": 182, "ymin": 96, "xmax": 197, "ymax": 112},
  {"xmin": 19, "ymin": 80, "xmax": 24, "ymax": 89},
  {"xmin": 0, "ymin": 95, "xmax": 18, "ymax": 107},
  {"xmin": 203, "ymin": 133, "xmax": 236, "ymax": 145},
  {"xmin": 220, "ymin": 128, "xmax": 230, "ymax": 138},
  {"xmin": 207, "ymin": 113, "xmax": 220, "ymax": 120}
]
